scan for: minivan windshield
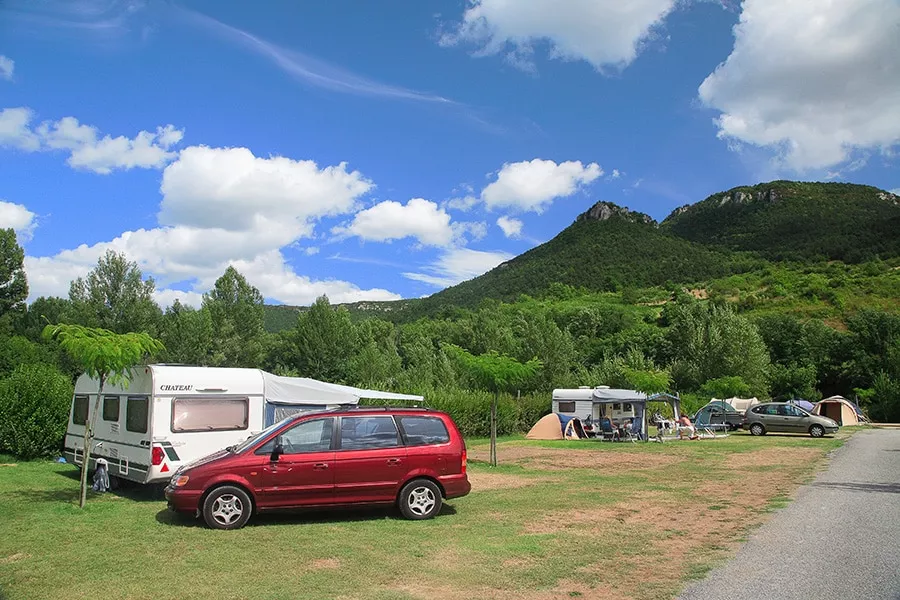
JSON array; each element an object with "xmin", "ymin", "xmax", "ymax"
[{"xmin": 230, "ymin": 417, "xmax": 291, "ymax": 454}]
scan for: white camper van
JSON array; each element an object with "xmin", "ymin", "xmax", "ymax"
[{"xmin": 64, "ymin": 365, "xmax": 422, "ymax": 485}]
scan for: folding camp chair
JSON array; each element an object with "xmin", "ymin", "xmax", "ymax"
[{"xmin": 598, "ymin": 418, "xmax": 619, "ymax": 442}]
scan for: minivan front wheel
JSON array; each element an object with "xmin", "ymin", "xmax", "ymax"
[
  {"xmin": 809, "ymin": 425, "xmax": 825, "ymax": 438},
  {"xmin": 203, "ymin": 485, "xmax": 252, "ymax": 530},
  {"xmin": 398, "ymin": 479, "xmax": 442, "ymax": 520},
  {"xmin": 749, "ymin": 423, "xmax": 766, "ymax": 436}
]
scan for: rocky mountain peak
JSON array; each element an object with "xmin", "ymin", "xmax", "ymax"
[{"xmin": 577, "ymin": 201, "xmax": 656, "ymax": 226}]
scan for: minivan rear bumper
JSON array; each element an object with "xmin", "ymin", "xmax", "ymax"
[{"xmin": 439, "ymin": 473, "xmax": 471, "ymax": 499}]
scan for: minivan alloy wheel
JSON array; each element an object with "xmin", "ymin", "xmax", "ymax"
[
  {"xmin": 398, "ymin": 478, "xmax": 443, "ymax": 520},
  {"xmin": 810, "ymin": 424, "xmax": 825, "ymax": 438},
  {"xmin": 750, "ymin": 423, "xmax": 765, "ymax": 436},
  {"xmin": 212, "ymin": 494, "xmax": 244, "ymax": 526},
  {"xmin": 407, "ymin": 486, "xmax": 436, "ymax": 516}
]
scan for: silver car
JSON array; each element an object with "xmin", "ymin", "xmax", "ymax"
[{"xmin": 743, "ymin": 402, "xmax": 839, "ymax": 438}]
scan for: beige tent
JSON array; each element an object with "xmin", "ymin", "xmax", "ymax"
[
  {"xmin": 526, "ymin": 414, "xmax": 587, "ymax": 440},
  {"xmin": 714, "ymin": 397, "xmax": 760, "ymax": 413},
  {"xmin": 526, "ymin": 414, "xmax": 564, "ymax": 440},
  {"xmin": 813, "ymin": 396, "xmax": 859, "ymax": 426}
]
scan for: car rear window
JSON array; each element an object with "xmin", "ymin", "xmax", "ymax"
[{"xmin": 398, "ymin": 416, "xmax": 450, "ymax": 446}]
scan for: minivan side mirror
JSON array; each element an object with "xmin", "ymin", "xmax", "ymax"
[{"xmin": 271, "ymin": 436, "xmax": 284, "ymax": 461}]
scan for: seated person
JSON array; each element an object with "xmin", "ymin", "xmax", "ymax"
[{"xmin": 677, "ymin": 415, "xmax": 698, "ymax": 440}]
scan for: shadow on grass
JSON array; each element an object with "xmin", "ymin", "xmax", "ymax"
[
  {"xmin": 155, "ymin": 503, "xmax": 458, "ymax": 528},
  {"xmin": 53, "ymin": 466, "xmax": 167, "ymax": 502},
  {"xmin": 811, "ymin": 481, "xmax": 900, "ymax": 494}
]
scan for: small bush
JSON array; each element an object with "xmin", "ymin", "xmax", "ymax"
[
  {"xmin": 421, "ymin": 387, "xmax": 550, "ymax": 438},
  {"xmin": 0, "ymin": 363, "xmax": 74, "ymax": 459}
]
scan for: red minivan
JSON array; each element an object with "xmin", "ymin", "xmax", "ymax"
[{"xmin": 165, "ymin": 407, "xmax": 470, "ymax": 529}]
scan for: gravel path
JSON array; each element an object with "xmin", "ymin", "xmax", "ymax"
[{"xmin": 679, "ymin": 428, "xmax": 900, "ymax": 600}]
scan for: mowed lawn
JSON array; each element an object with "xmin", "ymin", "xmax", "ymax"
[{"xmin": 0, "ymin": 431, "xmax": 851, "ymax": 600}]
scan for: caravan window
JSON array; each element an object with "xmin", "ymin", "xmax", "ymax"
[
  {"xmin": 73, "ymin": 395, "xmax": 88, "ymax": 425},
  {"xmin": 126, "ymin": 396, "xmax": 149, "ymax": 433},
  {"xmin": 557, "ymin": 401, "xmax": 576, "ymax": 413},
  {"xmin": 172, "ymin": 397, "xmax": 249, "ymax": 433},
  {"xmin": 103, "ymin": 396, "xmax": 120, "ymax": 422}
]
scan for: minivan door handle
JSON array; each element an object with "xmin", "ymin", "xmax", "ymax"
[
  {"xmin": 386, "ymin": 458, "xmax": 402, "ymax": 466},
  {"xmin": 313, "ymin": 463, "xmax": 329, "ymax": 470}
]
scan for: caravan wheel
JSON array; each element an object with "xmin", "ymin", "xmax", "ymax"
[{"xmin": 203, "ymin": 486, "xmax": 252, "ymax": 530}]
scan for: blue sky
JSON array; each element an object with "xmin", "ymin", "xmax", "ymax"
[{"xmin": 1, "ymin": 0, "xmax": 898, "ymax": 307}]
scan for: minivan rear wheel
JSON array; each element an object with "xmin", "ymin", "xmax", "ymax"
[
  {"xmin": 809, "ymin": 424, "xmax": 825, "ymax": 438},
  {"xmin": 749, "ymin": 423, "xmax": 766, "ymax": 436},
  {"xmin": 398, "ymin": 479, "xmax": 442, "ymax": 520},
  {"xmin": 203, "ymin": 485, "xmax": 252, "ymax": 530}
]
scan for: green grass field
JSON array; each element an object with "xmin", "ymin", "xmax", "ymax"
[{"xmin": 0, "ymin": 431, "xmax": 850, "ymax": 600}]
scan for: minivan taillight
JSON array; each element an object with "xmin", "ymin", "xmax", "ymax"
[
  {"xmin": 461, "ymin": 449, "xmax": 467, "ymax": 475},
  {"xmin": 151, "ymin": 445, "xmax": 165, "ymax": 466}
]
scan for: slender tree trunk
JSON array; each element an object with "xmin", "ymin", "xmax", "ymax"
[
  {"xmin": 490, "ymin": 393, "xmax": 498, "ymax": 467},
  {"xmin": 79, "ymin": 374, "xmax": 105, "ymax": 508}
]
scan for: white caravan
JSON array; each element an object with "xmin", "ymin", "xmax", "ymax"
[
  {"xmin": 63, "ymin": 365, "xmax": 423, "ymax": 484},
  {"xmin": 552, "ymin": 386, "xmax": 640, "ymax": 423}
]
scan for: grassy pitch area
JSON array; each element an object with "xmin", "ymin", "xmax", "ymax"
[{"xmin": 0, "ymin": 431, "xmax": 849, "ymax": 600}]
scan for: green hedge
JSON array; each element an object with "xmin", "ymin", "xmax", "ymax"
[{"xmin": 0, "ymin": 364, "xmax": 74, "ymax": 459}]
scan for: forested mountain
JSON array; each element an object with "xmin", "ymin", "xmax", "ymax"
[
  {"xmin": 418, "ymin": 202, "xmax": 738, "ymax": 310},
  {"xmin": 661, "ymin": 181, "xmax": 900, "ymax": 263}
]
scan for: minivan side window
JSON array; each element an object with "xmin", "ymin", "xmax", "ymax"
[
  {"xmin": 398, "ymin": 416, "xmax": 450, "ymax": 446},
  {"xmin": 126, "ymin": 396, "xmax": 149, "ymax": 433},
  {"xmin": 73, "ymin": 395, "xmax": 89, "ymax": 425},
  {"xmin": 340, "ymin": 416, "xmax": 400, "ymax": 450},
  {"xmin": 256, "ymin": 418, "xmax": 334, "ymax": 455},
  {"xmin": 103, "ymin": 396, "xmax": 120, "ymax": 422}
]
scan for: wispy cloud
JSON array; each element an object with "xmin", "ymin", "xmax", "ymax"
[
  {"xmin": 327, "ymin": 253, "xmax": 407, "ymax": 269},
  {"xmin": 0, "ymin": 56, "xmax": 14, "ymax": 81},
  {"xmin": 177, "ymin": 6, "xmax": 456, "ymax": 105},
  {"xmin": 1, "ymin": 0, "xmax": 147, "ymax": 34}
]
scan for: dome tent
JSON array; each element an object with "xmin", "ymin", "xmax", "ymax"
[
  {"xmin": 525, "ymin": 413, "xmax": 587, "ymax": 440},
  {"xmin": 813, "ymin": 396, "xmax": 860, "ymax": 426}
]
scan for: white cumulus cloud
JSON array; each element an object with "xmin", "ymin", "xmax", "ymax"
[
  {"xmin": 0, "ymin": 199, "xmax": 37, "ymax": 241},
  {"xmin": 0, "ymin": 56, "xmax": 14, "ymax": 81},
  {"xmin": 699, "ymin": 0, "xmax": 900, "ymax": 171},
  {"xmin": 441, "ymin": 0, "xmax": 676, "ymax": 72},
  {"xmin": 332, "ymin": 198, "xmax": 455, "ymax": 247},
  {"xmin": 160, "ymin": 145, "xmax": 372, "ymax": 235},
  {"xmin": 0, "ymin": 107, "xmax": 184, "ymax": 173},
  {"xmin": 481, "ymin": 158, "xmax": 602, "ymax": 213},
  {"xmin": 404, "ymin": 248, "xmax": 513, "ymax": 288},
  {"xmin": 496, "ymin": 216, "xmax": 524, "ymax": 239}
]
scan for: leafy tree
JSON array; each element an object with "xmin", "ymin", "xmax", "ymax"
[
  {"xmin": 768, "ymin": 363, "xmax": 819, "ymax": 401},
  {"xmin": 443, "ymin": 344, "xmax": 541, "ymax": 466},
  {"xmin": 67, "ymin": 250, "xmax": 161, "ymax": 334},
  {"xmin": 0, "ymin": 363, "xmax": 73, "ymax": 459},
  {"xmin": 665, "ymin": 302, "xmax": 770, "ymax": 396},
  {"xmin": 270, "ymin": 296, "xmax": 358, "ymax": 381},
  {"xmin": 203, "ymin": 266, "xmax": 266, "ymax": 367},
  {"xmin": 0, "ymin": 228, "xmax": 28, "ymax": 322},
  {"xmin": 0, "ymin": 335, "xmax": 56, "ymax": 377},
  {"xmin": 158, "ymin": 300, "xmax": 213, "ymax": 365},
  {"xmin": 18, "ymin": 296, "xmax": 71, "ymax": 341},
  {"xmin": 697, "ymin": 376, "xmax": 751, "ymax": 400},
  {"xmin": 43, "ymin": 324, "xmax": 163, "ymax": 508}
]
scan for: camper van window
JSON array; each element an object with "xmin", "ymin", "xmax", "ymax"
[
  {"xmin": 613, "ymin": 403, "xmax": 621, "ymax": 411},
  {"xmin": 126, "ymin": 396, "xmax": 149, "ymax": 433},
  {"xmin": 73, "ymin": 395, "xmax": 88, "ymax": 425},
  {"xmin": 624, "ymin": 403, "xmax": 632, "ymax": 411},
  {"xmin": 557, "ymin": 401, "xmax": 576, "ymax": 413},
  {"xmin": 172, "ymin": 397, "xmax": 249, "ymax": 432},
  {"xmin": 102, "ymin": 396, "xmax": 120, "ymax": 421}
]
